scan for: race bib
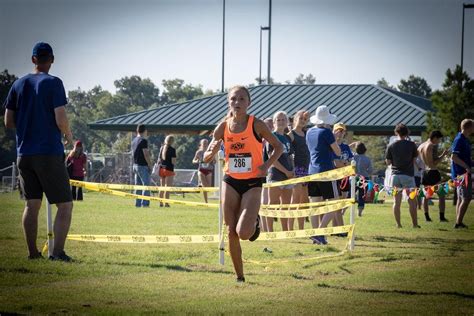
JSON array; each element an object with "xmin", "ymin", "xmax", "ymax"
[{"xmin": 229, "ymin": 153, "xmax": 252, "ymax": 173}]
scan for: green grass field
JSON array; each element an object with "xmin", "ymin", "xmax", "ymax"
[{"xmin": 0, "ymin": 190, "xmax": 473, "ymax": 315}]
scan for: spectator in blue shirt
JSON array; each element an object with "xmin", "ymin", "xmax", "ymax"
[
  {"xmin": 3, "ymin": 42, "xmax": 74, "ymax": 261},
  {"xmin": 451, "ymin": 119, "xmax": 473, "ymax": 229},
  {"xmin": 306, "ymin": 105, "xmax": 341, "ymax": 245}
]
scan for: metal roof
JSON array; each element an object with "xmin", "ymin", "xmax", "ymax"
[{"xmin": 88, "ymin": 84, "xmax": 432, "ymax": 135}]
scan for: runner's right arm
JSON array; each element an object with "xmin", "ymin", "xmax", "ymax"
[{"xmin": 203, "ymin": 122, "xmax": 225, "ymax": 163}]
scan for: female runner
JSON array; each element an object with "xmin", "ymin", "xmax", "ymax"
[{"xmin": 203, "ymin": 85, "xmax": 283, "ymax": 282}]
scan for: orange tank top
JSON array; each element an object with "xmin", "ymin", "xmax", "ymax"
[{"xmin": 223, "ymin": 115, "xmax": 264, "ymax": 179}]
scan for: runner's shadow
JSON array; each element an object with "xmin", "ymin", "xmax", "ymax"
[{"xmin": 103, "ymin": 260, "xmax": 233, "ymax": 275}]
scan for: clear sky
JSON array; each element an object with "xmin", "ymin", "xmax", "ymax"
[{"xmin": 1, "ymin": 0, "xmax": 473, "ymax": 94}]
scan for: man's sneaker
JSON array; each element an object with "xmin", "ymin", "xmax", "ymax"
[
  {"xmin": 236, "ymin": 277, "xmax": 246, "ymax": 283},
  {"xmin": 311, "ymin": 235, "xmax": 327, "ymax": 245},
  {"xmin": 28, "ymin": 252, "xmax": 43, "ymax": 260},
  {"xmin": 249, "ymin": 216, "xmax": 260, "ymax": 242},
  {"xmin": 49, "ymin": 251, "xmax": 73, "ymax": 262},
  {"xmin": 454, "ymin": 223, "xmax": 468, "ymax": 229}
]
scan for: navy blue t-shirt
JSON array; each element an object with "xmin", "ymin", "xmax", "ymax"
[
  {"xmin": 306, "ymin": 126, "xmax": 336, "ymax": 174},
  {"xmin": 132, "ymin": 136, "xmax": 149, "ymax": 166},
  {"xmin": 333, "ymin": 143, "xmax": 354, "ymax": 162},
  {"xmin": 451, "ymin": 132, "xmax": 472, "ymax": 178},
  {"xmin": 3, "ymin": 73, "xmax": 67, "ymax": 156}
]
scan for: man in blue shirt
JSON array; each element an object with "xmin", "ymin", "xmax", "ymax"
[
  {"xmin": 306, "ymin": 105, "xmax": 341, "ymax": 245},
  {"xmin": 451, "ymin": 119, "xmax": 473, "ymax": 229},
  {"xmin": 3, "ymin": 42, "xmax": 74, "ymax": 261}
]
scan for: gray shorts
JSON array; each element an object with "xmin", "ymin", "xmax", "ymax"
[
  {"xmin": 267, "ymin": 179, "xmax": 294, "ymax": 190},
  {"xmin": 457, "ymin": 175, "xmax": 472, "ymax": 200},
  {"xmin": 390, "ymin": 174, "xmax": 415, "ymax": 189}
]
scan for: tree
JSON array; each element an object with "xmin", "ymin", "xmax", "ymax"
[
  {"xmin": 161, "ymin": 79, "xmax": 203, "ymax": 105},
  {"xmin": 398, "ymin": 75, "xmax": 432, "ymax": 98},
  {"xmin": 294, "ymin": 73, "xmax": 316, "ymax": 84},
  {"xmin": 252, "ymin": 77, "xmax": 277, "ymax": 86},
  {"xmin": 376, "ymin": 78, "xmax": 396, "ymax": 90},
  {"xmin": 174, "ymin": 135, "xmax": 202, "ymax": 169},
  {"xmin": 0, "ymin": 70, "xmax": 18, "ymax": 168},
  {"xmin": 428, "ymin": 65, "xmax": 474, "ymax": 139},
  {"xmin": 114, "ymin": 76, "xmax": 160, "ymax": 110}
]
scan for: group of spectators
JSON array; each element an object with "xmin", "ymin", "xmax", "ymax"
[
  {"xmin": 132, "ymin": 110, "xmax": 473, "ymax": 245},
  {"xmin": 132, "ymin": 127, "xmax": 216, "ymax": 206},
  {"xmin": 386, "ymin": 119, "xmax": 473, "ymax": 229},
  {"xmin": 256, "ymin": 106, "xmax": 373, "ymax": 245}
]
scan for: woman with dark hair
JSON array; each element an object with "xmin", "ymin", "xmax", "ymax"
[{"xmin": 66, "ymin": 140, "xmax": 87, "ymax": 201}]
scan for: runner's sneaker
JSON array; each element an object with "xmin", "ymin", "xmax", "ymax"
[
  {"xmin": 236, "ymin": 277, "xmax": 246, "ymax": 283},
  {"xmin": 249, "ymin": 216, "xmax": 260, "ymax": 242},
  {"xmin": 49, "ymin": 251, "xmax": 73, "ymax": 262}
]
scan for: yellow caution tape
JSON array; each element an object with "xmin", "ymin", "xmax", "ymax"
[
  {"xmin": 41, "ymin": 241, "xmax": 49, "ymax": 257},
  {"xmin": 257, "ymin": 225, "xmax": 353, "ymax": 241},
  {"xmin": 70, "ymin": 180, "xmax": 219, "ymax": 208},
  {"xmin": 261, "ymin": 198, "xmax": 354, "ymax": 209},
  {"xmin": 67, "ymin": 234, "xmax": 222, "ymax": 243},
  {"xmin": 259, "ymin": 200, "xmax": 354, "ymax": 218},
  {"xmin": 263, "ymin": 165, "xmax": 355, "ymax": 188},
  {"xmin": 67, "ymin": 225, "xmax": 354, "ymax": 244},
  {"xmin": 70, "ymin": 180, "xmax": 218, "ymax": 192}
]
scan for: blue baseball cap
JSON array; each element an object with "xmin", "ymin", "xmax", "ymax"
[{"xmin": 32, "ymin": 42, "xmax": 53, "ymax": 57}]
